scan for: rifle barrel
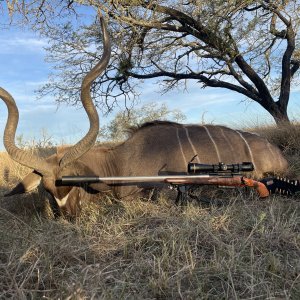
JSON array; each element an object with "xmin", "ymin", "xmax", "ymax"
[{"xmin": 61, "ymin": 175, "xmax": 211, "ymax": 185}]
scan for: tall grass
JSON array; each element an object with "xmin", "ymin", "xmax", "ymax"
[
  {"xmin": 0, "ymin": 124, "xmax": 299, "ymax": 299},
  {"xmin": 249, "ymin": 122, "xmax": 300, "ymax": 176}
]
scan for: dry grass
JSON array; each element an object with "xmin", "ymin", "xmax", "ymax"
[
  {"xmin": 249, "ymin": 122, "xmax": 300, "ymax": 177},
  {"xmin": 0, "ymin": 152, "xmax": 31, "ymax": 188},
  {"xmin": 0, "ymin": 125, "xmax": 299, "ymax": 299}
]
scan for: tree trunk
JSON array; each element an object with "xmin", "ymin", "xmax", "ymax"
[{"xmin": 268, "ymin": 102, "xmax": 290, "ymax": 126}]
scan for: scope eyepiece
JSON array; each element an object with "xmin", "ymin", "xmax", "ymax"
[{"xmin": 187, "ymin": 162, "xmax": 254, "ymax": 174}]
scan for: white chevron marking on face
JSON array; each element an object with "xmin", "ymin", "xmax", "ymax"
[
  {"xmin": 203, "ymin": 126, "xmax": 221, "ymax": 161},
  {"xmin": 184, "ymin": 127, "xmax": 201, "ymax": 163},
  {"xmin": 176, "ymin": 128, "xmax": 187, "ymax": 167},
  {"xmin": 54, "ymin": 193, "xmax": 69, "ymax": 207}
]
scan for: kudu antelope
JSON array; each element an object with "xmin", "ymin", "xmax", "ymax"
[{"xmin": 1, "ymin": 14, "xmax": 288, "ymax": 218}]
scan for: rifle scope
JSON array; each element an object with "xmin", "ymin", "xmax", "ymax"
[{"xmin": 188, "ymin": 162, "xmax": 254, "ymax": 174}]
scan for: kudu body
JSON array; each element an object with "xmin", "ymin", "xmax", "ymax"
[
  {"xmin": 3, "ymin": 121, "xmax": 288, "ymax": 217},
  {"xmin": 1, "ymin": 13, "xmax": 288, "ymax": 218}
]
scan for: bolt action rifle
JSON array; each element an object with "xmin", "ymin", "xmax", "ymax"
[{"xmin": 60, "ymin": 162, "xmax": 299, "ymax": 203}]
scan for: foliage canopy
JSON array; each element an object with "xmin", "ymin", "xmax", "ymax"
[{"xmin": 2, "ymin": 0, "xmax": 300, "ymax": 124}]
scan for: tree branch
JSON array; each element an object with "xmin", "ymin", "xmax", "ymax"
[
  {"xmin": 126, "ymin": 69, "xmax": 262, "ymax": 102},
  {"xmin": 291, "ymin": 59, "xmax": 300, "ymax": 78},
  {"xmin": 279, "ymin": 25, "xmax": 295, "ymax": 109},
  {"xmin": 270, "ymin": 13, "xmax": 287, "ymax": 38},
  {"xmin": 226, "ymin": 61, "xmax": 259, "ymax": 96},
  {"xmin": 234, "ymin": 55, "xmax": 273, "ymax": 102}
]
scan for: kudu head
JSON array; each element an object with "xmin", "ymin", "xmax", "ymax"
[{"xmin": 0, "ymin": 11, "xmax": 111, "ymax": 217}]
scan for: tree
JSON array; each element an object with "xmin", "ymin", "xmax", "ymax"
[
  {"xmin": 99, "ymin": 102, "xmax": 186, "ymax": 142},
  {"xmin": 2, "ymin": 0, "xmax": 300, "ymax": 124}
]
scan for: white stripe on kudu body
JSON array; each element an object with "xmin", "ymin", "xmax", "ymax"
[
  {"xmin": 184, "ymin": 127, "xmax": 201, "ymax": 163},
  {"xmin": 236, "ymin": 130, "xmax": 256, "ymax": 169},
  {"xmin": 176, "ymin": 128, "xmax": 187, "ymax": 166},
  {"xmin": 203, "ymin": 126, "xmax": 221, "ymax": 161},
  {"xmin": 220, "ymin": 127, "xmax": 235, "ymax": 154}
]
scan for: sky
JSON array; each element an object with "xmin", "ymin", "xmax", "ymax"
[{"xmin": 0, "ymin": 10, "xmax": 300, "ymax": 151}]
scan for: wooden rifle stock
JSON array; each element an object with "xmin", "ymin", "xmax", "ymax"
[{"xmin": 165, "ymin": 176, "xmax": 269, "ymax": 198}]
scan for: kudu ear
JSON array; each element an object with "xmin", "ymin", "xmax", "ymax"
[{"xmin": 4, "ymin": 171, "xmax": 42, "ymax": 196}]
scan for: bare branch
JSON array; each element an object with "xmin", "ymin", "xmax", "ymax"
[{"xmin": 291, "ymin": 59, "xmax": 300, "ymax": 77}]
